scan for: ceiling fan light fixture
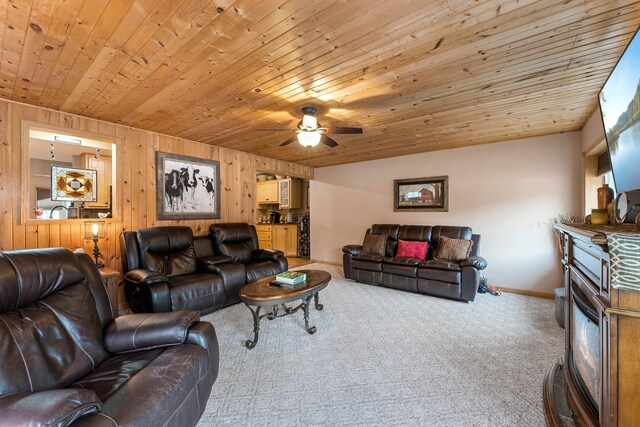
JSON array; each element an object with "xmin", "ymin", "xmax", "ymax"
[
  {"xmin": 301, "ymin": 114, "xmax": 318, "ymax": 130},
  {"xmin": 297, "ymin": 131, "xmax": 321, "ymax": 147}
]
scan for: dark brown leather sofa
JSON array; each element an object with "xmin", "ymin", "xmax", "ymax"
[
  {"xmin": 342, "ymin": 224, "xmax": 487, "ymax": 302},
  {"xmin": 0, "ymin": 248, "xmax": 218, "ymax": 427},
  {"xmin": 121, "ymin": 224, "xmax": 287, "ymax": 314}
]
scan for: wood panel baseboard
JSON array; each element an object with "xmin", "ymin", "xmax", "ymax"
[{"xmin": 496, "ymin": 285, "xmax": 554, "ymax": 299}]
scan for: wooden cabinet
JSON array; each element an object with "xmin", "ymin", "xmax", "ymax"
[
  {"xmin": 278, "ymin": 179, "xmax": 301, "ymax": 209},
  {"xmin": 256, "ymin": 180, "xmax": 279, "ymax": 204},
  {"xmin": 544, "ymin": 224, "xmax": 640, "ymax": 427},
  {"xmin": 256, "ymin": 224, "xmax": 297, "ymax": 256},
  {"xmin": 273, "ymin": 224, "xmax": 298, "ymax": 257},
  {"xmin": 256, "ymin": 178, "xmax": 301, "ymax": 208},
  {"xmin": 77, "ymin": 153, "xmax": 112, "ymax": 208},
  {"xmin": 256, "ymin": 224, "xmax": 273, "ymax": 249}
]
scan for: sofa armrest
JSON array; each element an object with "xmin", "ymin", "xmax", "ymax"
[
  {"xmin": 185, "ymin": 321, "xmax": 220, "ymax": 384},
  {"xmin": 459, "ymin": 256, "xmax": 487, "ymax": 270},
  {"xmin": 104, "ymin": 310, "xmax": 200, "ymax": 354},
  {"xmin": 124, "ymin": 268, "xmax": 167, "ymax": 285},
  {"xmin": 197, "ymin": 254, "xmax": 233, "ymax": 271},
  {"xmin": 123, "ymin": 269, "xmax": 171, "ymax": 313},
  {"xmin": 71, "ymin": 413, "xmax": 119, "ymax": 426},
  {"xmin": 251, "ymin": 248, "xmax": 285, "ymax": 262},
  {"xmin": 0, "ymin": 388, "xmax": 101, "ymax": 427},
  {"xmin": 342, "ymin": 245, "xmax": 363, "ymax": 256}
]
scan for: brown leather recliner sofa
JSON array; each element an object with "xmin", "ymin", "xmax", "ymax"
[
  {"xmin": 342, "ymin": 224, "xmax": 487, "ymax": 302},
  {"xmin": 0, "ymin": 248, "xmax": 218, "ymax": 427},
  {"xmin": 121, "ymin": 224, "xmax": 287, "ymax": 314}
]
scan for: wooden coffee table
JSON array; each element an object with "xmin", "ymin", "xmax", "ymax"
[{"xmin": 239, "ymin": 269, "xmax": 331, "ymax": 349}]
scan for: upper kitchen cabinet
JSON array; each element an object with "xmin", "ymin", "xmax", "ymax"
[
  {"xmin": 256, "ymin": 180, "xmax": 279, "ymax": 204},
  {"xmin": 278, "ymin": 179, "xmax": 301, "ymax": 209}
]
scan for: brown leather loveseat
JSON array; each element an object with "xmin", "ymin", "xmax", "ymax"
[
  {"xmin": 0, "ymin": 248, "xmax": 218, "ymax": 427},
  {"xmin": 121, "ymin": 224, "xmax": 287, "ymax": 314},
  {"xmin": 342, "ymin": 224, "xmax": 487, "ymax": 302}
]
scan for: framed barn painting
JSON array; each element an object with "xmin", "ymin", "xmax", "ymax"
[
  {"xmin": 394, "ymin": 176, "xmax": 448, "ymax": 212},
  {"xmin": 156, "ymin": 152, "xmax": 221, "ymax": 220}
]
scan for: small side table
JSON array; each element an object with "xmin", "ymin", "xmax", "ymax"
[{"xmin": 99, "ymin": 267, "xmax": 122, "ymax": 318}]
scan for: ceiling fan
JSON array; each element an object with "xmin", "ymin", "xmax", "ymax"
[{"xmin": 257, "ymin": 106, "xmax": 363, "ymax": 148}]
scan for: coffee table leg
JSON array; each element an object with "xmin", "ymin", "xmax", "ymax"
[
  {"xmin": 267, "ymin": 304, "xmax": 278, "ymax": 320},
  {"xmin": 314, "ymin": 293, "xmax": 323, "ymax": 311},
  {"xmin": 303, "ymin": 296, "xmax": 317, "ymax": 334},
  {"xmin": 244, "ymin": 303, "xmax": 262, "ymax": 349}
]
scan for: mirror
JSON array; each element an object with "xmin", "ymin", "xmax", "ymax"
[{"xmin": 25, "ymin": 124, "xmax": 116, "ymax": 221}]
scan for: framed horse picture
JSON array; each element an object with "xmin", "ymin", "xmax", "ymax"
[{"xmin": 156, "ymin": 152, "xmax": 221, "ymax": 220}]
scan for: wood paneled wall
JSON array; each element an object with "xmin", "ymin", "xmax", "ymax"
[{"xmin": 0, "ymin": 99, "xmax": 313, "ymax": 274}]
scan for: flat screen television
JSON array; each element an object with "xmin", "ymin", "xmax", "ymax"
[{"xmin": 598, "ymin": 26, "xmax": 640, "ymax": 193}]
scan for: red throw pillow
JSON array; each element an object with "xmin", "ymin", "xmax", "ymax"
[{"xmin": 396, "ymin": 240, "xmax": 428, "ymax": 260}]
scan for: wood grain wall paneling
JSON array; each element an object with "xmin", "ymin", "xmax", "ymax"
[{"xmin": 0, "ymin": 98, "xmax": 312, "ymax": 277}]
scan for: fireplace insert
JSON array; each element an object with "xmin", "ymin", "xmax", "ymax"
[{"xmin": 568, "ymin": 272, "xmax": 600, "ymax": 415}]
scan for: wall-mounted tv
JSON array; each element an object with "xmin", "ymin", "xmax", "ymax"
[{"xmin": 599, "ymin": 26, "xmax": 640, "ymax": 193}]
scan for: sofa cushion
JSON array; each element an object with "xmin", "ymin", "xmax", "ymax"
[
  {"xmin": 209, "ymin": 223, "xmax": 259, "ymax": 263},
  {"xmin": 362, "ymin": 234, "xmax": 387, "ymax": 255},
  {"xmin": 168, "ymin": 274, "xmax": 224, "ymax": 312},
  {"xmin": 352, "ymin": 253, "xmax": 384, "ymax": 272},
  {"xmin": 0, "ymin": 281, "xmax": 108, "ymax": 395},
  {"xmin": 383, "ymin": 256, "xmax": 421, "ymax": 266},
  {"xmin": 73, "ymin": 348, "xmax": 164, "ymax": 401},
  {"xmin": 418, "ymin": 260, "xmax": 461, "ymax": 271},
  {"xmin": 353, "ymin": 253, "xmax": 384, "ymax": 262},
  {"xmin": 433, "ymin": 236, "xmax": 473, "ymax": 261},
  {"xmin": 417, "ymin": 264, "xmax": 461, "ymax": 284},
  {"xmin": 370, "ymin": 224, "xmax": 400, "ymax": 256},
  {"xmin": 82, "ymin": 345, "xmax": 211, "ymax": 427},
  {"xmin": 0, "ymin": 388, "xmax": 102, "ymax": 427},
  {"xmin": 430, "ymin": 226, "xmax": 472, "ymax": 259},
  {"xmin": 396, "ymin": 240, "xmax": 428, "ymax": 260},
  {"xmin": 137, "ymin": 227, "xmax": 197, "ymax": 277},
  {"xmin": 398, "ymin": 225, "xmax": 432, "ymax": 242},
  {"xmin": 382, "ymin": 260, "xmax": 418, "ymax": 277},
  {"xmin": 245, "ymin": 261, "xmax": 283, "ymax": 282}
]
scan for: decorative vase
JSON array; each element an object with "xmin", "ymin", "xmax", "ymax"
[{"xmin": 597, "ymin": 183, "xmax": 614, "ymax": 209}]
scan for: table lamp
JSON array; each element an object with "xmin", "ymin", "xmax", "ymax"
[{"xmin": 84, "ymin": 221, "xmax": 105, "ymax": 268}]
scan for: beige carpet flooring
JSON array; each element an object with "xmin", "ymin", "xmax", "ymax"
[{"xmin": 197, "ymin": 263, "xmax": 563, "ymax": 427}]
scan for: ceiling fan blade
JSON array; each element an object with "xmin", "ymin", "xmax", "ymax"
[
  {"xmin": 256, "ymin": 128, "xmax": 295, "ymax": 132},
  {"xmin": 320, "ymin": 135, "xmax": 339, "ymax": 148},
  {"xmin": 279, "ymin": 136, "xmax": 297, "ymax": 146},
  {"xmin": 322, "ymin": 127, "xmax": 363, "ymax": 134}
]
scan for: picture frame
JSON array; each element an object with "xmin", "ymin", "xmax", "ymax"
[
  {"xmin": 156, "ymin": 151, "xmax": 221, "ymax": 220},
  {"xmin": 394, "ymin": 176, "xmax": 448, "ymax": 212}
]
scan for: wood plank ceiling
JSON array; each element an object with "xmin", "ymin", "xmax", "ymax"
[{"xmin": 1, "ymin": 0, "xmax": 639, "ymax": 167}]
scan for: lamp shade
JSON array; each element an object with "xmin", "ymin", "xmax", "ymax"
[
  {"xmin": 297, "ymin": 131, "xmax": 321, "ymax": 147},
  {"xmin": 84, "ymin": 221, "xmax": 106, "ymax": 239}
]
